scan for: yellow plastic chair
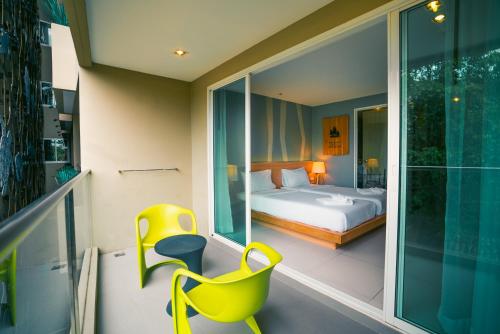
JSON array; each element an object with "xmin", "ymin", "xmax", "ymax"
[
  {"xmin": 171, "ymin": 242, "xmax": 283, "ymax": 334},
  {"xmin": 0, "ymin": 250, "xmax": 16, "ymax": 325},
  {"xmin": 135, "ymin": 204, "xmax": 197, "ymax": 288}
]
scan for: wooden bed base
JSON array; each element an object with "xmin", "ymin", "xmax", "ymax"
[{"xmin": 252, "ymin": 210, "xmax": 386, "ymax": 249}]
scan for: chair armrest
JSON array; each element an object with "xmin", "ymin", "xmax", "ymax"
[
  {"xmin": 171, "ymin": 268, "xmax": 215, "ymax": 308},
  {"xmin": 135, "ymin": 215, "xmax": 144, "ymax": 245},
  {"xmin": 187, "ymin": 210, "xmax": 197, "ymax": 234},
  {"xmin": 172, "ymin": 268, "xmax": 214, "ymax": 285},
  {"xmin": 176, "ymin": 208, "xmax": 197, "ymax": 234},
  {"xmin": 241, "ymin": 242, "xmax": 283, "ymax": 271}
]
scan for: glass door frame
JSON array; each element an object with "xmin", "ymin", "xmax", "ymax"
[
  {"xmin": 384, "ymin": 1, "xmax": 432, "ymax": 333},
  {"xmin": 207, "ymin": 74, "xmax": 252, "ymax": 248},
  {"xmin": 206, "ymin": 1, "xmax": 430, "ymax": 333}
]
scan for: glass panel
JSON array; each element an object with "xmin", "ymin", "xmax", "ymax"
[
  {"xmin": 397, "ymin": 1, "xmax": 500, "ymax": 333},
  {"xmin": 73, "ymin": 174, "xmax": 92, "ymax": 280},
  {"xmin": 39, "ymin": 21, "xmax": 51, "ymax": 46},
  {"xmin": 44, "ymin": 138, "xmax": 69, "ymax": 163},
  {"xmin": 0, "ymin": 201, "xmax": 76, "ymax": 333},
  {"xmin": 213, "ymin": 78, "xmax": 247, "ymax": 245},
  {"xmin": 41, "ymin": 81, "xmax": 56, "ymax": 108},
  {"xmin": 44, "ymin": 139, "xmax": 57, "ymax": 162}
]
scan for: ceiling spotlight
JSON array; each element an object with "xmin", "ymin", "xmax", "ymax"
[
  {"xmin": 426, "ymin": 1, "xmax": 441, "ymax": 13},
  {"xmin": 174, "ymin": 49, "xmax": 188, "ymax": 56},
  {"xmin": 433, "ymin": 14, "xmax": 446, "ymax": 23}
]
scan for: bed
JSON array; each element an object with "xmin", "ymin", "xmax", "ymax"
[
  {"xmin": 251, "ymin": 161, "xmax": 386, "ymax": 249},
  {"xmin": 283, "ymin": 184, "xmax": 386, "ymax": 216}
]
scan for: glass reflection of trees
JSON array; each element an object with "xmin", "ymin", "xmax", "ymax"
[{"xmin": 403, "ymin": 48, "xmax": 500, "ymax": 245}]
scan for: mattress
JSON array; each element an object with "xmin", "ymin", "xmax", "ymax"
[
  {"xmin": 285, "ymin": 185, "xmax": 387, "ymax": 215},
  {"xmin": 251, "ymin": 189, "xmax": 377, "ymax": 233}
]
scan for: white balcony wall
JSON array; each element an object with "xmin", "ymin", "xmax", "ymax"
[
  {"xmin": 79, "ymin": 65, "xmax": 191, "ymax": 252},
  {"xmin": 51, "ymin": 23, "xmax": 79, "ymax": 91}
]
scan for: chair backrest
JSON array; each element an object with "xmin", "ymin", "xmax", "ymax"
[
  {"xmin": 194, "ymin": 242, "xmax": 282, "ymax": 322},
  {"xmin": 136, "ymin": 204, "xmax": 197, "ymax": 246}
]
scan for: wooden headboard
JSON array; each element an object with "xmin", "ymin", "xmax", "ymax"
[{"xmin": 251, "ymin": 161, "xmax": 314, "ymax": 188}]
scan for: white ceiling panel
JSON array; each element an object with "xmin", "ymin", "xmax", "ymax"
[
  {"xmin": 86, "ymin": 0, "xmax": 333, "ymax": 81},
  {"xmin": 251, "ymin": 19, "xmax": 388, "ymax": 106}
]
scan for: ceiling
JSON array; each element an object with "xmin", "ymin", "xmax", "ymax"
[
  {"xmin": 251, "ymin": 19, "xmax": 388, "ymax": 106},
  {"xmin": 85, "ymin": 0, "xmax": 332, "ymax": 82}
]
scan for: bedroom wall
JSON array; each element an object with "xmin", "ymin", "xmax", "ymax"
[
  {"xmin": 222, "ymin": 90, "xmax": 312, "ymax": 165},
  {"xmin": 190, "ymin": 0, "xmax": 392, "ymax": 235},
  {"xmin": 311, "ymin": 93, "xmax": 387, "ymax": 187},
  {"xmin": 79, "ymin": 64, "xmax": 191, "ymax": 252},
  {"xmin": 251, "ymin": 93, "xmax": 312, "ymax": 162}
]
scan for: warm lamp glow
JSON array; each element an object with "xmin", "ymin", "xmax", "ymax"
[
  {"xmin": 426, "ymin": 1, "xmax": 441, "ymax": 13},
  {"xmin": 433, "ymin": 14, "xmax": 446, "ymax": 23},
  {"xmin": 312, "ymin": 161, "xmax": 326, "ymax": 184},
  {"xmin": 312, "ymin": 161, "xmax": 326, "ymax": 174},
  {"xmin": 367, "ymin": 158, "xmax": 379, "ymax": 169},
  {"xmin": 174, "ymin": 49, "xmax": 188, "ymax": 56},
  {"xmin": 227, "ymin": 164, "xmax": 238, "ymax": 182}
]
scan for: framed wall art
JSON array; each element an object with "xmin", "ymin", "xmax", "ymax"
[{"xmin": 322, "ymin": 115, "xmax": 349, "ymax": 156}]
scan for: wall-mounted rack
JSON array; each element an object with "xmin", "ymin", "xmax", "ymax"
[{"xmin": 118, "ymin": 168, "xmax": 179, "ymax": 174}]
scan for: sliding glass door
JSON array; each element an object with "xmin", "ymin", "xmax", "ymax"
[
  {"xmin": 397, "ymin": 1, "xmax": 500, "ymax": 333},
  {"xmin": 212, "ymin": 78, "xmax": 250, "ymax": 246}
]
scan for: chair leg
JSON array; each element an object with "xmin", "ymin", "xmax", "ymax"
[
  {"xmin": 8, "ymin": 251, "xmax": 16, "ymax": 325},
  {"xmin": 172, "ymin": 293, "xmax": 192, "ymax": 334},
  {"xmin": 245, "ymin": 316, "xmax": 262, "ymax": 334},
  {"xmin": 137, "ymin": 246, "xmax": 147, "ymax": 289}
]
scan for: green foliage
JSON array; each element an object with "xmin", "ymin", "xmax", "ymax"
[{"xmin": 43, "ymin": 0, "xmax": 68, "ymax": 26}]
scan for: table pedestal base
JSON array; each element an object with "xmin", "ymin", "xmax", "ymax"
[{"xmin": 154, "ymin": 235, "xmax": 206, "ymax": 319}]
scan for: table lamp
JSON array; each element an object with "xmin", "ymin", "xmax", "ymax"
[
  {"xmin": 366, "ymin": 158, "xmax": 379, "ymax": 172},
  {"xmin": 227, "ymin": 164, "xmax": 239, "ymax": 182},
  {"xmin": 312, "ymin": 161, "xmax": 326, "ymax": 184}
]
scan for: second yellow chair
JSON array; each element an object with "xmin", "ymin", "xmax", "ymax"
[
  {"xmin": 135, "ymin": 204, "xmax": 197, "ymax": 288},
  {"xmin": 0, "ymin": 250, "xmax": 16, "ymax": 325},
  {"xmin": 170, "ymin": 242, "xmax": 283, "ymax": 334}
]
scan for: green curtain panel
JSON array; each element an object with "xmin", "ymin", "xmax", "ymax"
[
  {"xmin": 439, "ymin": 1, "xmax": 500, "ymax": 333},
  {"xmin": 213, "ymin": 89, "xmax": 234, "ymax": 234}
]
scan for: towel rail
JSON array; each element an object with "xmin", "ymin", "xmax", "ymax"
[{"xmin": 118, "ymin": 168, "xmax": 179, "ymax": 174}]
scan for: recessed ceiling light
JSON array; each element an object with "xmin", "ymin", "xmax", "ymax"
[
  {"xmin": 174, "ymin": 49, "xmax": 188, "ymax": 56},
  {"xmin": 426, "ymin": 1, "xmax": 441, "ymax": 13},
  {"xmin": 433, "ymin": 14, "xmax": 446, "ymax": 23}
]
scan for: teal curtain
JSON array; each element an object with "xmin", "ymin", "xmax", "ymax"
[
  {"xmin": 439, "ymin": 1, "xmax": 500, "ymax": 332},
  {"xmin": 213, "ymin": 90, "xmax": 234, "ymax": 234}
]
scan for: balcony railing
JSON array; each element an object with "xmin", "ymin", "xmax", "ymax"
[{"xmin": 0, "ymin": 170, "xmax": 95, "ymax": 334}]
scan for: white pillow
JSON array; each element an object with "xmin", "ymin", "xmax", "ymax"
[
  {"xmin": 282, "ymin": 167, "xmax": 310, "ymax": 187},
  {"xmin": 250, "ymin": 169, "xmax": 276, "ymax": 192}
]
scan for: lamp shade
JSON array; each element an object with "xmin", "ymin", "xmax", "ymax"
[
  {"xmin": 227, "ymin": 164, "xmax": 239, "ymax": 182},
  {"xmin": 312, "ymin": 161, "xmax": 326, "ymax": 174},
  {"xmin": 367, "ymin": 158, "xmax": 379, "ymax": 169}
]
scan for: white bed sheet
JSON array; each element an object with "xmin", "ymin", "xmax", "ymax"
[
  {"xmin": 251, "ymin": 189, "xmax": 377, "ymax": 233},
  {"xmin": 285, "ymin": 185, "xmax": 387, "ymax": 215}
]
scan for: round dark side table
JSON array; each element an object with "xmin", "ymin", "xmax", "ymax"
[{"xmin": 154, "ymin": 234, "xmax": 207, "ymax": 317}]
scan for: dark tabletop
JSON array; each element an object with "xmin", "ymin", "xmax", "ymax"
[{"xmin": 154, "ymin": 234, "xmax": 207, "ymax": 258}]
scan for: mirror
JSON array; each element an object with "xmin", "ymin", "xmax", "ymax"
[{"xmin": 355, "ymin": 105, "xmax": 387, "ymax": 188}]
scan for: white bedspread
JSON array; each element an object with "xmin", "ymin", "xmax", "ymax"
[
  {"xmin": 251, "ymin": 189, "xmax": 377, "ymax": 233},
  {"xmin": 284, "ymin": 185, "xmax": 387, "ymax": 215}
]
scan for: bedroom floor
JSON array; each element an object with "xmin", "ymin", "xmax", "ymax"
[{"xmin": 252, "ymin": 222, "xmax": 385, "ymax": 308}]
